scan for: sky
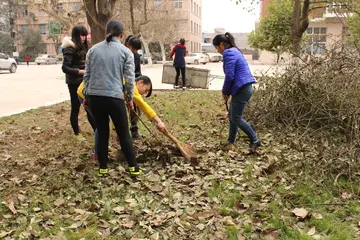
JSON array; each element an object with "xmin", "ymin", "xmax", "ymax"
[{"xmin": 202, "ymin": 0, "xmax": 260, "ymax": 33}]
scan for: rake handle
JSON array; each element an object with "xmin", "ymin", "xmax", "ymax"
[
  {"xmin": 162, "ymin": 128, "xmax": 181, "ymax": 146},
  {"xmin": 131, "ymin": 109, "xmax": 162, "ymax": 145}
]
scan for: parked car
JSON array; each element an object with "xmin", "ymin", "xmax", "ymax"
[
  {"xmin": 205, "ymin": 53, "xmax": 223, "ymax": 62},
  {"xmin": 35, "ymin": 54, "xmax": 59, "ymax": 65},
  {"xmin": 185, "ymin": 53, "xmax": 209, "ymax": 65},
  {"xmin": 0, "ymin": 53, "xmax": 17, "ymax": 73}
]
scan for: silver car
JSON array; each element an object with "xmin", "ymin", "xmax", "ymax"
[
  {"xmin": 35, "ymin": 54, "xmax": 59, "ymax": 65},
  {"xmin": 0, "ymin": 53, "xmax": 17, "ymax": 73}
]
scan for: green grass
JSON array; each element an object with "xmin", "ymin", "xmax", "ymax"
[{"xmin": 1, "ymin": 91, "xmax": 360, "ymax": 239}]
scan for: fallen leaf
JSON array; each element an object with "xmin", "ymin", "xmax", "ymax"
[
  {"xmin": 307, "ymin": 227, "xmax": 316, "ymax": 236},
  {"xmin": 5, "ymin": 201, "xmax": 17, "ymax": 215},
  {"xmin": 68, "ymin": 221, "xmax": 82, "ymax": 229},
  {"xmin": 196, "ymin": 223, "xmax": 205, "ymax": 230},
  {"xmin": 54, "ymin": 198, "xmax": 65, "ymax": 207},
  {"xmin": 0, "ymin": 230, "xmax": 14, "ymax": 238},
  {"xmin": 150, "ymin": 232, "xmax": 160, "ymax": 240},
  {"xmin": 113, "ymin": 206, "xmax": 125, "ymax": 214},
  {"xmin": 223, "ymin": 217, "xmax": 236, "ymax": 226},
  {"xmin": 147, "ymin": 174, "xmax": 161, "ymax": 182},
  {"xmin": 17, "ymin": 194, "xmax": 26, "ymax": 202},
  {"xmin": 33, "ymin": 207, "xmax": 41, "ymax": 212},
  {"xmin": 3, "ymin": 214, "xmax": 12, "ymax": 219},
  {"xmin": 74, "ymin": 209, "xmax": 87, "ymax": 215},
  {"xmin": 196, "ymin": 210, "xmax": 214, "ymax": 220},
  {"xmin": 292, "ymin": 208, "xmax": 309, "ymax": 219},
  {"xmin": 313, "ymin": 213, "xmax": 323, "ymax": 219}
]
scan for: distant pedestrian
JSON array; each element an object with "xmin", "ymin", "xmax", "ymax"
[
  {"xmin": 170, "ymin": 38, "xmax": 187, "ymax": 90},
  {"xmin": 213, "ymin": 32, "xmax": 261, "ymax": 152},
  {"xmin": 25, "ymin": 55, "xmax": 30, "ymax": 66},
  {"xmin": 61, "ymin": 24, "xmax": 89, "ymax": 141}
]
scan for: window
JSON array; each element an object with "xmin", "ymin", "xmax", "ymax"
[
  {"xmin": 204, "ymin": 38, "xmax": 211, "ymax": 43},
  {"xmin": 199, "ymin": 7, "xmax": 201, "ymax": 17},
  {"xmin": 57, "ymin": 3, "xmax": 63, "ymax": 10},
  {"xmin": 0, "ymin": 54, "xmax": 6, "ymax": 59},
  {"xmin": 191, "ymin": 0, "xmax": 193, "ymax": 12},
  {"xmin": 22, "ymin": 8, "xmax": 28, "ymax": 16},
  {"xmin": 154, "ymin": 0, "xmax": 161, "ymax": 8},
  {"xmin": 74, "ymin": 3, "xmax": 79, "ymax": 11},
  {"xmin": 191, "ymin": 41, "xmax": 193, "ymax": 52},
  {"xmin": 39, "ymin": 24, "xmax": 46, "ymax": 35},
  {"xmin": 199, "ymin": 25, "xmax": 201, "ymax": 35},
  {"xmin": 191, "ymin": 21, "xmax": 193, "ymax": 33},
  {"xmin": 175, "ymin": 22, "xmax": 183, "ymax": 32},
  {"xmin": 306, "ymin": 27, "xmax": 327, "ymax": 54},
  {"xmin": 21, "ymin": 24, "xmax": 28, "ymax": 33},
  {"xmin": 174, "ymin": 0, "xmax": 182, "ymax": 9},
  {"xmin": 194, "ymin": 2, "xmax": 196, "ymax": 14}
]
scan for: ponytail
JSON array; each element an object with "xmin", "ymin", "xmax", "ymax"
[
  {"xmin": 213, "ymin": 32, "xmax": 241, "ymax": 52},
  {"xmin": 105, "ymin": 20, "xmax": 125, "ymax": 43},
  {"xmin": 224, "ymin": 32, "xmax": 240, "ymax": 51},
  {"xmin": 106, "ymin": 33, "xmax": 113, "ymax": 43}
]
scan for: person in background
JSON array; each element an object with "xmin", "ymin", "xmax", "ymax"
[
  {"xmin": 125, "ymin": 36, "xmax": 144, "ymax": 139},
  {"xmin": 170, "ymin": 38, "xmax": 187, "ymax": 90},
  {"xmin": 212, "ymin": 32, "xmax": 261, "ymax": 152},
  {"xmin": 84, "ymin": 20, "xmax": 150, "ymax": 177},
  {"xmin": 61, "ymin": 24, "xmax": 89, "ymax": 141},
  {"xmin": 25, "ymin": 55, "xmax": 30, "ymax": 66}
]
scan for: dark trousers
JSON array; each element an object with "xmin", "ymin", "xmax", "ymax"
[
  {"xmin": 175, "ymin": 67, "xmax": 186, "ymax": 87},
  {"xmin": 67, "ymin": 84, "xmax": 81, "ymax": 135},
  {"xmin": 26, "ymin": 61, "xmax": 29, "ymax": 66},
  {"xmin": 129, "ymin": 104, "xmax": 139, "ymax": 136},
  {"xmin": 88, "ymin": 96, "xmax": 137, "ymax": 169}
]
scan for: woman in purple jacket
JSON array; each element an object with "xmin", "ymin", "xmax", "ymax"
[{"xmin": 213, "ymin": 32, "xmax": 261, "ymax": 152}]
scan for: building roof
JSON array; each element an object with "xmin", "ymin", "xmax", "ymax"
[{"xmin": 202, "ymin": 30, "xmax": 252, "ymax": 50}]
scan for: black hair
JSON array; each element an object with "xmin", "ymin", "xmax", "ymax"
[
  {"xmin": 180, "ymin": 38, "xmax": 185, "ymax": 45},
  {"xmin": 212, "ymin": 32, "xmax": 240, "ymax": 51},
  {"xmin": 135, "ymin": 75, "xmax": 152, "ymax": 98},
  {"xmin": 71, "ymin": 24, "xmax": 89, "ymax": 50},
  {"xmin": 129, "ymin": 37, "xmax": 142, "ymax": 50},
  {"xmin": 106, "ymin": 20, "xmax": 125, "ymax": 43},
  {"xmin": 125, "ymin": 35, "xmax": 133, "ymax": 46}
]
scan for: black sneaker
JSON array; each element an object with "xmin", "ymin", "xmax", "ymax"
[
  {"xmin": 98, "ymin": 168, "xmax": 109, "ymax": 177},
  {"xmin": 128, "ymin": 166, "xmax": 151, "ymax": 176},
  {"xmin": 132, "ymin": 132, "xmax": 142, "ymax": 140},
  {"xmin": 249, "ymin": 140, "xmax": 261, "ymax": 152}
]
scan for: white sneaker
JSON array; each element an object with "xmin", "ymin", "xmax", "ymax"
[
  {"xmin": 174, "ymin": 85, "xmax": 179, "ymax": 89},
  {"xmin": 182, "ymin": 87, "xmax": 187, "ymax": 90}
]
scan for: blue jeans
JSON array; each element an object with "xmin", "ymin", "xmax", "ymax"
[{"xmin": 228, "ymin": 84, "xmax": 258, "ymax": 144}]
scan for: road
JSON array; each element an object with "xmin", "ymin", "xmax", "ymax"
[{"xmin": 0, "ymin": 62, "xmax": 284, "ymax": 117}]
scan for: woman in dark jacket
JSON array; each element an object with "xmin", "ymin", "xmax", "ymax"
[
  {"xmin": 170, "ymin": 38, "xmax": 187, "ymax": 89},
  {"xmin": 61, "ymin": 24, "xmax": 89, "ymax": 140}
]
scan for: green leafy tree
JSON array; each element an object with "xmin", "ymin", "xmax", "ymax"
[
  {"xmin": 346, "ymin": 5, "xmax": 360, "ymax": 45},
  {"xmin": 19, "ymin": 29, "xmax": 46, "ymax": 58},
  {"xmin": 248, "ymin": 0, "xmax": 292, "ymax": 62},
  {"xmin": 0, "ymin": 32, "xmax": 15, "ymax": 54}
]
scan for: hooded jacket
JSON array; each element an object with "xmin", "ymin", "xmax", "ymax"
[
  {"xmin": 170, "ymin": 43, "xmax": 186, "ymax": 68},
  {"xmin": 61, "ymin": 37, "xmax": 87, "ymax": 85},
  {"xmin": 222, "ymin": 47, "xmax": 255, "ymax": 96}
]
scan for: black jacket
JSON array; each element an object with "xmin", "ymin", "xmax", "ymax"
[
  {"xmin": 61, "ymin": 37, "xmax": 87, "ymax": 85},
  {"xmin": 134, "ymin": 52, "xmax": 142, "ymax": 78}
]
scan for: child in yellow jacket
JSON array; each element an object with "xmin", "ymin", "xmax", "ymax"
[{"xmin": 77, "ymin": 75, "xmax": 166, "ymax": 160}]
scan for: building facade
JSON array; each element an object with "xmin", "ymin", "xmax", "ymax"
[
  {"xmin": 257, "ymin": 1, "xmax": 348, "ymax": 64},
  {"xmin": 14, "ymin": 0, "xmax": 202, "ymax": 55},
  {"xmin": 15, "ymin": 0, "xmax": 85, "ymax": 55}
]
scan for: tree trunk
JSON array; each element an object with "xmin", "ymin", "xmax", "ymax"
[
  {"xmin": 159, "ymin": 41, "xmax": 166, "ymax": 63},
  {"xmin": 129, "ymin": 0, "xmax": 137, "ymax": 35},
  {"xmin": 141, "ymin": 37, "xmax": 153, "ymax": 65},
  {"xmin": 291, "ymin": 0, "xmax": 310, "ymax": 57}
]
